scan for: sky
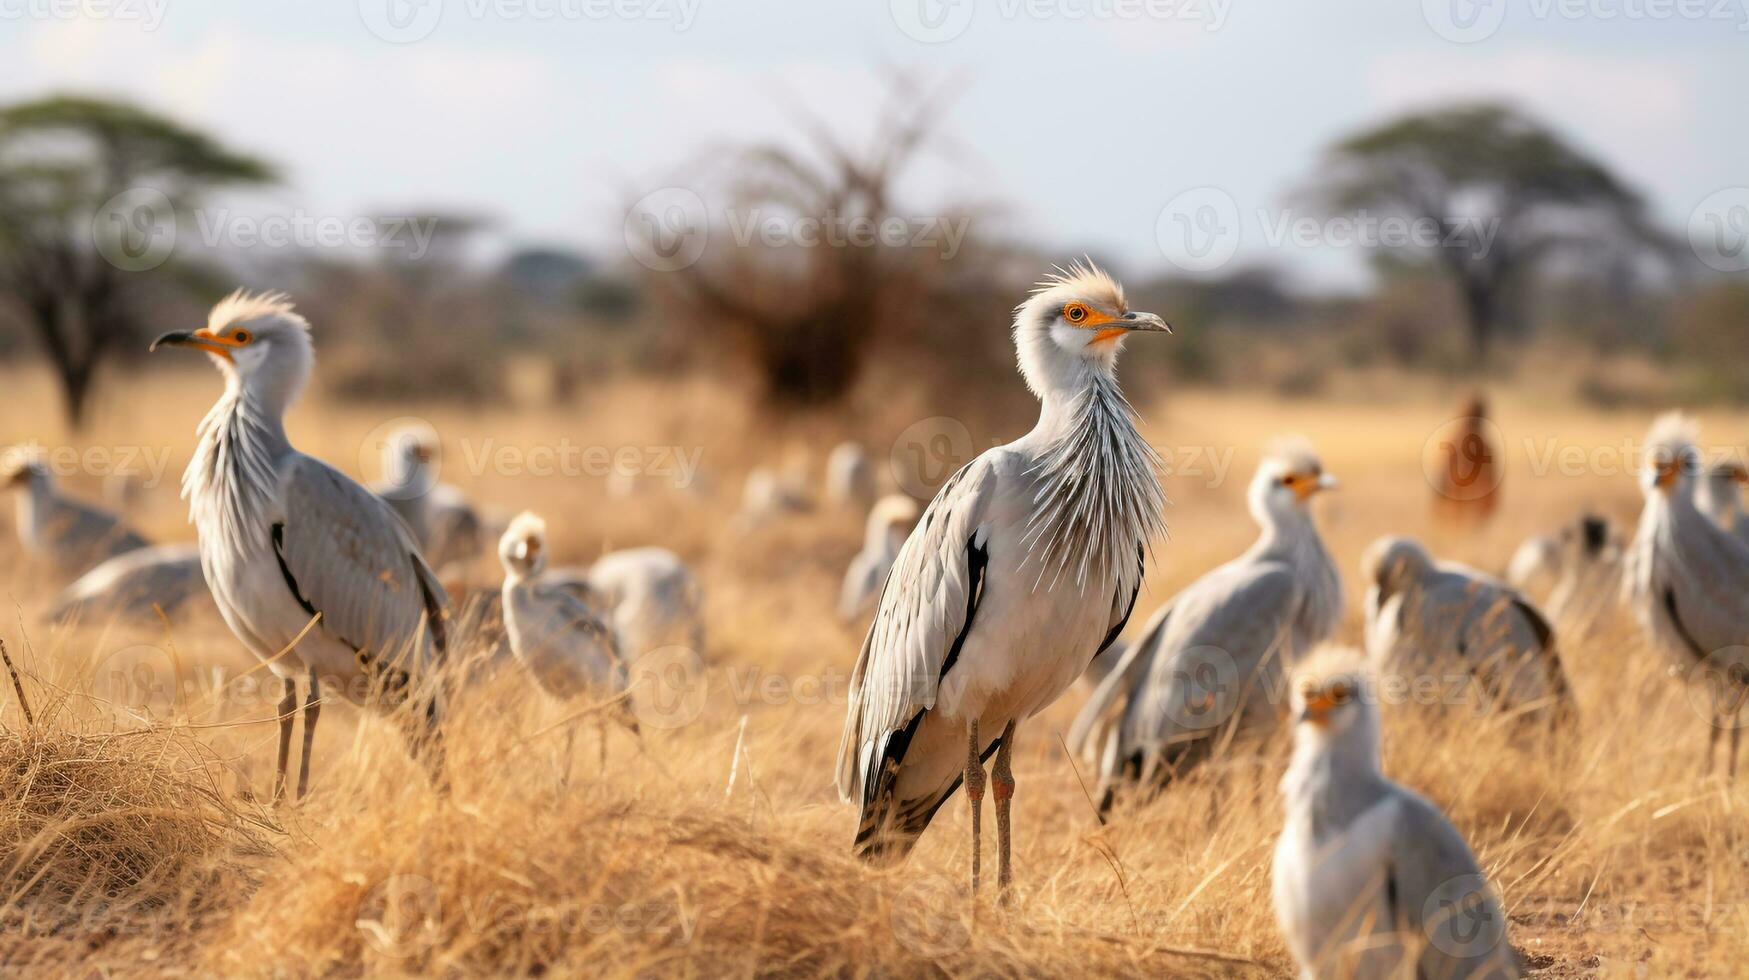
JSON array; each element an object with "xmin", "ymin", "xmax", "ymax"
[{"xmin": 1, "ymin": 0, "xmax": 1744, "ymax": 290}]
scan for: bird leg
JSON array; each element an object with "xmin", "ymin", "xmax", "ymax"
[
  {"xmin": 273, "ymin": 677, "xmax": 297, "ymax": 805},
  {"xmin": 402, "ymin": 695, "xmax": 450, "ymax": 796},
  {"xmin": 993, "ymin": 720, "xmax": 1017, "ymax": 905},
  {"xmin": 297, "ymin": 668, "xmax": 321, "ymax": 801},
  {"xmin": 965, "ymin": 719, "xmax": 985, "ymax": 896},
  {"xmin": 1706, "ymin": 713, "xmax": 1721, "ymax": 777}
]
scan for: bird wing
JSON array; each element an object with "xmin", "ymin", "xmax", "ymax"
[
  {"xmin": 275, "ymin": 455, "xmax": 449, "ymax": 668},
  {"xmin": 1067, "ymin": 599, "xmax": 1170, "ymax": 759},
  {"xmin": 835, "ymin": 458, "xmax": 997, "ymax": 803},
  {"xmin": 529, "ymin": 580, "xmax": 622, "ymax": 659},
  {"xmin": 1124, "ymin": 561, "xmax": 1300, "ymax": 749},
  {"xmin": 1386, "ymin": 790, "xmax": 1520, "ymax": 977}
]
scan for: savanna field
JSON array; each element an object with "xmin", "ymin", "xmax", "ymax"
[{"xmin": 2, "ymin": 363, "xmax": 1746, "ymax": 978}]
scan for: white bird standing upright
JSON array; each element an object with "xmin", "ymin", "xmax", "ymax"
[
  {"xmin": 825, "ymin": 441, "xmax": 877, "ymax": 508},
  {"xmin": 1068, "ymin": 442, "xmax": 1341, "ymax": 817},
  {"xmin": 151, "ymin": 292, "xmax": 450, "ymax": 802},
  {"xmin": 498, "ymin": 513, "xmax": 636, "ymax": 778},
  {"xmin": 1694, "ymin": 458, "xmax": 1749, "ymax": 547},
  {"xmin": 1623, "ymin": 414, "xmax": 1749, "ymax": 779},
  {"xmin": 1362, "ymin": 536, "xmax": 1573, "ymax": 726},
  {"xmin": 1273, "ymin": 649, "xmax": 1521, "ymax": 980},
  {"xmin": 838, "ymin": 494, "xmax": 920, "ymax": 622},
  {"xmin": 3, "ymin": 452, "xmax": 150, "ymax": 577},
  {"xmin": 835, "ymin": 264, "xmax": 1170, "ymax": 899},
  {"xmin": 372, "ymin": 426, "xmax": 484, "ymax": 575}
]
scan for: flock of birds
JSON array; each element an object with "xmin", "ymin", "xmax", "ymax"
[{"xmin": 4, "ymin": 265, "xmax": 1748, "ymax": 978}]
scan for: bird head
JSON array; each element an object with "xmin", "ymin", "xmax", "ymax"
[
  {"xmin": 1641, "ymin": 412, "xmax": 1702, "ymax": 498},
  {"xmin": 868, "ymin": 494, "xmax": 921, "ymax": 546},
  {"xmin": 1011, "ymin": 262, "xmax": 1169, "ymax": 399},
  {"xmin": 1360, "ymin": 535, "xmax": 1431, "ymax": 599},
  {"xmin": 1249, "ymin": 438, "xmax": 1337, "ymax": 523},
  {"xmin": 151, "ymin": 291, "xmax": 314, "ymax": 409},
  {"xmin": 1288, "ymin": 647, "xmax": 1377, "ymax": 745},
  {"xmin": 384, "ymin": 427, "xmax": 439, "ymax": 487},
  {"xmin": 499, "ymin": 511, "xmax": 549, "ymax": 579}
]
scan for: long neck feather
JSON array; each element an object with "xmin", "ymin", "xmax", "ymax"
[
  {"xmin": 183, "ymin": 380, "xmax": 289, "ymax": 558},
  {"xmin": 1020, "ymin": 372, "xmax": 1167, "ymax": 594}
]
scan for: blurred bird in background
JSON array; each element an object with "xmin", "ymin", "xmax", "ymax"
[
  {"xmin": 1694, "ymin": 458, "xmax": 1749, "ymax": 547},
  {"xmin": 3, "ymin": 449, "xmax": 150, "ymax": 578},
  {"xmin": 838, "ymin": 493, "xmax": 920, "ymax": 623},
  {"xmin": 825, "ymin": 440, "xmax": 877, "ymax": 509},
  {"xmin": 1623, "ymin": 413, "xmax": 1749, "ymax": 780},
  {"xmin": 498, "ymin": 512, "xmax": 637, "ymax": 781},
  {"xmin": 1070, "ymin": 440, "xmax": 1341, "ymax": 817},
  {"xmin": 1362, "ymin": 536, "xmax": 1573, "ymax": 727},
  {"xmin": 371, "ymin": 425, "xmax": 485, "ymax": 578}
]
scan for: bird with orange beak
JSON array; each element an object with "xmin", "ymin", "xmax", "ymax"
[
  {"xmin": 151, "ymin": 290, "xmax": 450, "ymax": 802},
  {"xmin": 1069, "ymin": 438, "xmax": 1342, "ymax": 817},
  {"xmin": 1623, "ymin": 412, "xmax": 1749, "ymax": 779},
  {"xmin": 1272, "ymin": 648, "xmax": 1522, "ymax": 979},
  {"xmin": 837, "ymin": 262, "xmax": 1171, "ymax": 901}
]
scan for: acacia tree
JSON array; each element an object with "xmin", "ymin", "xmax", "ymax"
[
  {"xmin": 1311, "ymin": 103, "xmax": 1656, "ymax": 362},
  {"xmin": 0, "ymin": 96, "xmax": 274, "ymax": 426},
  {"xmin": 632, "ymin": 75, "xmax": 971, "ymax": 408}
]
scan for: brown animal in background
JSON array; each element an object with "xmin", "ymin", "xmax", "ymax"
[{"xmin": 1433, "ymin": 393, "xmax": 1500, "ymax": 525}]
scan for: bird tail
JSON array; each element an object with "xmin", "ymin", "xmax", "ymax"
[{"xmin": 852, "ymin": 780, "xmax": 955, "ymax": 866}]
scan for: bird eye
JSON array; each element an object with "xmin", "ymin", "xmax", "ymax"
[
  {"xmin": 1063, "ymin": 303, "xmax": 1088, "ymax": 324},
  {"xmin": 232, "ymin": 329, "xmax": 252, "ymax": 344},
  {"xmin": 1331, "ymin": 683, "xmax": 1352, "ymax": 703}
]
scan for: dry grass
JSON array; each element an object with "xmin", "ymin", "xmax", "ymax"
[{"xmin": 1, "ymin": 363, "xmax": 1747, "ymax": 977}]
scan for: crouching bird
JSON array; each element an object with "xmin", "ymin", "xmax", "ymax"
[
  {"xmin": 152, "ymin": 291, "xmax": 450, "ymax": 802},
  {"xmin": 835, "ymin": 263, "xmax": 1170, "ymax": 902},
  {"xmin": 1273, "ymin": 650, "xmax": 1522, "ymax": 979}
]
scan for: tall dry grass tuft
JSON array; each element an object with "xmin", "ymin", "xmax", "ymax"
[{"xmin": 0, "ymin": 719, "xmax": 271, "ymax": 967}]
